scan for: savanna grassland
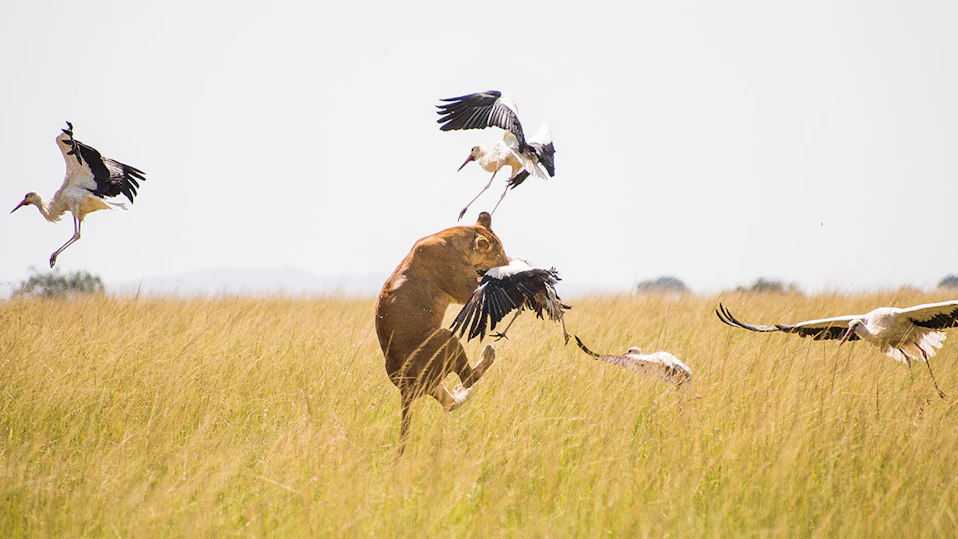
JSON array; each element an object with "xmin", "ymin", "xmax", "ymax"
[{"xmin": 2, "ymin": 291, "xmax": 957, "ymax": 536}]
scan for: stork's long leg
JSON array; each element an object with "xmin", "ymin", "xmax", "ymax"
[
  {"xmin": 490, "ymin": 310, "xmax": 522, "ymax": 341},
  {"xmin": 458, "ymin": 170, "xmax": 498, "ymax": 221},
  {"xmin": 49, "ymin": 216, "xmax": 82, "ymax": 268},
  {"xmin": 559, "ymin": 316, "xmax": 571, "ymax": 345},
  {"xmin": 919, "ymin": 349, "xmax": 947, "ymax": 399},
  {"xmin": 904, "ymin": 356, "xmax": 925, "ymax": 411},
  {"xmin": 490, "ymin": 180, "xmax": 511, "ymax": 216}
]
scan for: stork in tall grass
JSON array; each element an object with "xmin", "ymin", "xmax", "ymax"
[{"xmin": 716, "ymin": 300, "xmax": 958, "ymax": 398}]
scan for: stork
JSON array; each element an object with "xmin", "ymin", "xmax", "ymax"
[
  {"xmin": 450, "ymin": 257, "xmax": 571, "ymax": 344},
  {"xmin": 11, "ymin": 122, "xmax": 146, "ymax": 267},
  {"xmin": 437, "ymin": 90, "xmax": 556, "ymax": 220},
  {"xmin": 574, "ymin": 336, "xmax": 693, "ymax": 386},
  {"xmin": 716, "ymin": 301, "xmax": 958, "ymax": 398}
]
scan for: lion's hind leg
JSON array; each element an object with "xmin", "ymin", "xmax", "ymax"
[
  {"xmin": 441, "ymin": 342, "xmax": 497, "ymax": 413},
  {"xmin": 414, "ymin": 331, "xmax": 497, "ymax": 409},
  {"xmin": 430, "ymin": 341, "xmax": 497, "ymax": 413},
  {"xmin": 395, "ymin": 332, "xmax": 498, "ymax": 455}
]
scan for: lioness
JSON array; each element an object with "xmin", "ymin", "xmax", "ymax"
[{"xmin": 376, "ymin": 212, "xmax": 509, "ymax": 454}]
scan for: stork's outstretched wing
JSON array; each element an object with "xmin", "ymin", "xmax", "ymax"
[
  {"xmin": 900, "ymin": 300, "xmax": 958, "ymax": 330},
  {"xmin": 57, "ymin": 122, "xmax": 146, "ymax": 204},
  {"xmin": 716, "ymin": 303, "xmax": 861, "ymax": 341},
  {"xmin": 78, "ymin": 142, "xmax": 145, "ymax": 204},
  {"xmin": 437, "ymin": 90, "xmax": 526, "ymax": 149}
]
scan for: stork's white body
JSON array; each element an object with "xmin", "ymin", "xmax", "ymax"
[
  {"xmin": 470, "ymin": 140, "xmax": 524, "ymax": 179},
  {"xmin": 621, "ymin": 348, "xmax": 694, "ymax": 384},
  {"xmin": 473, "ymin": 127, "xmax": 554, "ymax": 180},
  {"xmin": 626, "ymin": 348, "xmax": 693, "ymax": 372},
  {"xmin": 574, "ymin": 337, "xmax": 693, "ymax": 386},
  {"xmin": 844, "ymin": 305, "xmax": 953, "ymax": 364},
  {"xmin": 47, "ymin": 183, "xmax": 126, "ymax": 222}
]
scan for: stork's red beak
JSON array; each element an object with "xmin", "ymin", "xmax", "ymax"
[
  {"xmin": 457, "ymin": 154, "xmax": 475, "ymax": 171},
  {"xmin": 11, "ymin": 200, "xmax": 27, "ymax": 214},
  {"xmin": 839, "ymin": 326, "xmax": 855, "ymax": 345}
]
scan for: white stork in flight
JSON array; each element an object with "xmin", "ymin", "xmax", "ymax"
[
  {"xmin": 436, "ymin": 90, "xmax": 556, "ymax": 220},
  {"xmin": 716, "ymin": 301, "xmax": 958, "ymax": 398},
  {"xmin": 11, "ymin": 122, "xmax": 146, "ymax": 267},
  {"xmin": 574, "ymin": 336, "xmax": 693, "ymax": 386},
  {"xmin": 450, "ymin": 258, "xmax": 571, "ymax": 344}
]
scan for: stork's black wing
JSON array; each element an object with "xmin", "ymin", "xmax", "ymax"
[
  {"xmin": 76, "ymin": 140, "xmax": 146, "ymax": 204},
  {"xmin": 506, "ymin": 140, "xmax": 557, "ymax": 190},
  {"xmin": 530, "ymin": 140, "xmax": 556, "ymax": 177},
  {"xmin": 716, "ymin": 303, "xmax": 860, "ymax": 341},
  {"xmin": 451, "ymin": 267, "xmax": 561, "ymax": 341},
  {"xmin": 525, "ymin": 268, "xmax": 570, "ymax": 322},
  {"xmin": 450, "ymin": 274, "xmax": 525, "ymax": 341},
  {"xmin": 437, "ymin": 90, "xmax": 526, "ymax": 150}
]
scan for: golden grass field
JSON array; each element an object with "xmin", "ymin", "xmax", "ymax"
[{"xmin": 2, "ymin": 290, "xmax": 957, "ymax": 536}]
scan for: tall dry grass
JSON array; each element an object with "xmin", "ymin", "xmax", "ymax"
[{"xmin": 1, "ymin": 291, "xmax": 957, "ymax": 536}]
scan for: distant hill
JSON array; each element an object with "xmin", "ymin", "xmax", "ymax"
[
  {"xmin": 635, "ymin": 276, "xmax": 688, "ymax": 293},
  {"xmin": 111, "ymin": 266, "xmax": 389, "ymax": 297}
]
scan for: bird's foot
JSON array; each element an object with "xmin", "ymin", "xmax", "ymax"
[
  {"xmin": 491, "ymin": 332, "xmax": 509, "ymax": 342},
  {"xmin": 458, "ymin": 207, "xmax": 468, "ymax": 221},
  {"xmin": 562, "ymin": 333, "xmax": 571, "ymax": 345},
  {"xmin": 49, "ymin": 255, "xmax": 57, "ymax": 268}
]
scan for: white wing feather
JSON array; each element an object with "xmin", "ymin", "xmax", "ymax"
[
  {"xmin": 528, "ymin": 123, "xmax": 553, "ymax": 145},
  {"xmin": 899, "ymin": 300, "xmax": 958, "ymax": 324}
]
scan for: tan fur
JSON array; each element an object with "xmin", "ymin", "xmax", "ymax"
[{"xmin": 376, "ymin": 212, "xmax": 509, "ymax": 455}]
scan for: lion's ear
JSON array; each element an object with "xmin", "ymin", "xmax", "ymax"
[
  {"xmin": 474, "ymin": 234, "xmax": 490, "ymax": 251},
  {"xmin": 476, "ymin": 212, "xmax": 492, "ymax": 230}
]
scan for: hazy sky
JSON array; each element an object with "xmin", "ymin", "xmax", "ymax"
[{"xmin": 2, "ymin": 1, "xmax": 956, "ymax": 295}]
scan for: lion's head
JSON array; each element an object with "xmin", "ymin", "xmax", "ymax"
[{"xmin": 468, "ymin": 212, "xmax": 509, "ymax": 276}]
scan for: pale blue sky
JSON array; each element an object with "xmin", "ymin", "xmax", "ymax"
[{"xmin": 2, "ymin": 1, "xmax": 956, "ymax": 295}]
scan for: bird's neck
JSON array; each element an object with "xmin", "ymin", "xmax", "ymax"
[
  {"xmin": 853, "ymin": 322, "xmax": 878, "ymax": 342},
  {"xmin": 31, "ymin": 196, "xmax": 63, "ymax": 223},
  {"xmin": 474, "ymin": 145, "xmax": 492, "ymax": 160}
]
